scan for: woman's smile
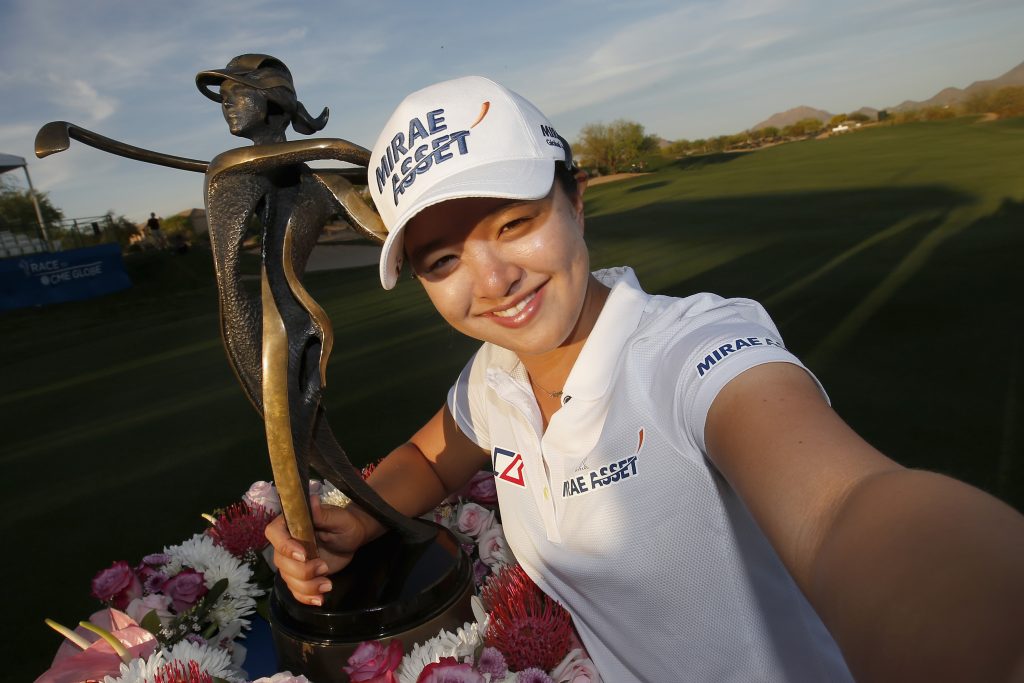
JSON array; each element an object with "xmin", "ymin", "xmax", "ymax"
[{"xmin": 482, "ymin": 282, "xmax": 547, "ymax": 327}]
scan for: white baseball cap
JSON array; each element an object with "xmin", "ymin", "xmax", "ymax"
[{"xmin": 368, "ymin": 76, "xmax": 574, "ymax": 289}]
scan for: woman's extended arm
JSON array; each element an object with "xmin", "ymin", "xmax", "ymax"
[{"xmin": 705, "ymin": 361, "xmax": 1024, "ymax": 682}]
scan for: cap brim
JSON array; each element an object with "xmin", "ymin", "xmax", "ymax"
[
  {"xmin": 379, "ymin": 157, "xmax": 555, "ymax": 289},
  {"xmin": 195, "ymin": 69, "xmax": 294, "ymax": 102}
]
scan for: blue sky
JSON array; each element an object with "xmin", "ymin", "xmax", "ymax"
[{"xmin": 1, "ymin": 0, "xmax": 1022, "ymax": 222}]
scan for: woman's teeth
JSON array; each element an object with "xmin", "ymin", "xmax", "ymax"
[{"xmin": 492, "ymin": 291, "xmax": 535, "ymax": 318}]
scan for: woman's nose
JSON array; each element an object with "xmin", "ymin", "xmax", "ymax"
[{"xmin": 469, "ymin": 245, "xmax": 522, "ymax": 299}]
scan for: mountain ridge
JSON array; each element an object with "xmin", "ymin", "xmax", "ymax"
[{"xmin": 747, "ymin": 59, "xmax": 1023, "ymax": 131}]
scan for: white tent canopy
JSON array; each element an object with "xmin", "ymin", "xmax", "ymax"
[
  {"xmin": 0, "ymin": 153, "xmax": 30, "ymax": 174},
  {"xmin": 0, "ymin": 152, "xmax": 51, "ymax": 250}
]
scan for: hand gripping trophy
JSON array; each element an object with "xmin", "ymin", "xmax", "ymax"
[{"xmin": 36, "ymin": 54, "xmax": 473, "ymax": 679}]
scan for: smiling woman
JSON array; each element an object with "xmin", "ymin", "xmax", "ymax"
[{"xmin": 264, "ymin": 76, "xmax": 1024, "ymax": 682}]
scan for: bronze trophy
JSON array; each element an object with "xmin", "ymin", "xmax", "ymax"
[{"xmin": 36, "ymin": 54, "xmax": 473, "ymax": 681}]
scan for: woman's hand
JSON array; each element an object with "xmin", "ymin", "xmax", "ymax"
[{"xmin": 264, "ymin": 496, "xmax": 370, "ymax": 606}]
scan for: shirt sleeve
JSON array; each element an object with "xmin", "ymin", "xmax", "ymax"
[
  {"xmin": 446, "ymin": 347, "xmax": 492, "ymax": 451},
  {"xmin": 663, "ymin": 297, "xmax": 828, "ymax": 456}
]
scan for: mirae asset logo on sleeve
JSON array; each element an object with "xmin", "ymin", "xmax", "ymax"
[{"xmin": 696, "ymin": 337, "xmax": 786, "ymax": 377}]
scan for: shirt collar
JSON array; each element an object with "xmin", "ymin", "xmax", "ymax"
[
  {"xmin": 561, "ymin": 266, "xmax": 647, "ymax": 401},
  {"xmin": 483, "ymin": 266, "xmax": 648, "ymax": 401}
]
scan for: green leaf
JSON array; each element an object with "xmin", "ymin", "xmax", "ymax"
[{"xmin": 139, "ymin": 609, "xmax": 162, "ymax": 636}]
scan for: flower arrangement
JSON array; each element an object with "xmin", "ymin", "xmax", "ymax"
[{"xmin": 38, "ymin": 474, "xmax": 601, "ymax": 683}]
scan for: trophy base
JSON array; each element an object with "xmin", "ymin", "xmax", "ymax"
[{"xmin": 269, "ymin": 522, "xmax": 474, "ymax": 682}]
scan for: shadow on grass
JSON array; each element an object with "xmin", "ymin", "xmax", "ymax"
[
  {"xmin": 626, "ymin": 180, "xmax": 672, "ymax": 193},
  {"xmin": 674, "ymin": 151, "xmax": 753, "ymax": 170},
  {"xmin": 586, "ymin": 185, "xmax": 1022, "ymax": 509}
]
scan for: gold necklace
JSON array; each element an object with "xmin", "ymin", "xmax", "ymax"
[{"xmin": 531, "ymin": 376, "xmax": 563, "ymax": 399}]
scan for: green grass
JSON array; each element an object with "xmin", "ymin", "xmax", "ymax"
[{"xmin": 4, "ymin": 116, "xmax": 1022, "ymax": 677}]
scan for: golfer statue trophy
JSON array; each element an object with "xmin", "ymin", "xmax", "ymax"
[{"xmin": 35, "ymin": 54, "xmax": 473, "ymax": 680}]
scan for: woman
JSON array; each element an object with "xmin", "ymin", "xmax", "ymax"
[{"xmin": 266, "ymin": 76, "xmax": 1024, "ymax": 682}]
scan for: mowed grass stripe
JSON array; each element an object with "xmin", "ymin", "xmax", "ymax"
[
  {"xmin": 0, "ymin": 384, "xmax": 238, "ymax": 464},
  {"xmin": 0, "ymin": 338, "xmax": 222, "ymax": 406},
  {"xmin": 806, "ymin": 200, "xmax": 997, "ymax": 366}
]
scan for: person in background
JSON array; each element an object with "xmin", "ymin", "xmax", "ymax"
[{"xmin": 146, "ymin": 212, "xmax": 167, "ymax": 249}]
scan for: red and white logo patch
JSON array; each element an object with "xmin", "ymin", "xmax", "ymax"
[{"xmin": 492, "ymin": 446, "xmax": 526, "ymax": 487}]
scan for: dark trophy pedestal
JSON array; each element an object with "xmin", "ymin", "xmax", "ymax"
[{"xmin": 269, "ymin": 522, "xmax": 474, "ymax": 681}]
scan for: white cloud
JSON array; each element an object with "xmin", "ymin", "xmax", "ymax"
[{"xmin": 45, "ymin": 76, "xmax": 118, "ymax": 123}]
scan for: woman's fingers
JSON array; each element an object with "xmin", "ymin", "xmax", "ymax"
[{"xmin": 264, "ymin": 498, "xmax": 368, "ymax": 604}]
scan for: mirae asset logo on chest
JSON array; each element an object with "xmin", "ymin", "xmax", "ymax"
[
  {"xmin": 562, "ymin": 428, "xmax": 645, "ymax": 499},
  {"xmin": 696, "ymin": 336, "xmax": 785, "ymax": 377}
]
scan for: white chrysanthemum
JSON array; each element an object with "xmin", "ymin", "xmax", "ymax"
[
  {"xmin": 166, "ymin": 639, "xmax": 243, "ymax": 682},
  {"xmin": 102, "ymin": 650, "xmax": 165, "ymax": 683},
  {"xmin": 165, "ymin": 534, "xmax": 261, "ymax": 629},
  {"xmin": 319, "ymin": 480, "xmax": 352, "ymax": 508},
  {"xmin": 396, "ymin": 621, "xmax": 484, "ymax": 683}
]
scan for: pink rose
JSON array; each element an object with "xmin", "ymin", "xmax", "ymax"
[
  {"xmin": 244, "ymin": 480, "xmax": 282, "ymax": 515},
  {"xmin": 456, "ymin": 502, "xmax": 495, "ymax": 538},
  {"xmin": 91, "ymin": 561, "xmax": 143, "ymax": 609},
  {"xmin": 416, "ymin": 657, "xmax": 485, "ymax": 683},
  {"xmin": 477, "ymin": 525, "xmax": 514, "ymax": 569},
  {"xmin": 163, "ymin": 568, "xmax": 209, "ymax": 613},
  {"xmin": 550, "ymin": 649, "xmax": 602, "ymax": 683},
  {"xmin": 467, "ymin": 471, "xmax": 498, "ymax": 505},
  {"xmin": 343, "ymin": 640, "xmax": 403, "ymax": 682},
  {"xmin": 126, "ymin": 593, "xmax": 174, "ymax": 626}
]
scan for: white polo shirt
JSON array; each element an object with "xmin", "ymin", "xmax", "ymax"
[{"xmin": 448, "ymin": 267, "xmax": 853, "ymax": 682}]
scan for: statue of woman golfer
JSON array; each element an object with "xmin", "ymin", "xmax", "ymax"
[{"xmin": 195, "ymin": 54, "xmax": 431, "ymax": 549}]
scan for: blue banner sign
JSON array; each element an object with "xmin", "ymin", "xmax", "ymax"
[{"xmin": 1, "ymin": 243, "xmax": 132, "ymax": 311}]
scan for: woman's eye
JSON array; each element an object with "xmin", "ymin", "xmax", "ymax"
[
  {"xmin": 426, "ymin": 254, "xmax": 456, "ymax": 273},
  {"xmin": 499, "ymin": 215, "xmax": 532, "ymax": 235}
]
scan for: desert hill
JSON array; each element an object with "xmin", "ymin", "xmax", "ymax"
[
  {"xmin": 747, "ymin": 59, "xmax": 1023, "ymax": 131},
  {"xmin": 751, "ymin": 105, "xmax": 833, "ymax": 131},
  {"xmin": 889, "ymin": 59, "xmax": 1024, "ymax": 112}
]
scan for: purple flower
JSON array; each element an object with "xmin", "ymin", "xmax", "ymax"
[
  {"xmin": 91, "ymin": 561, "xmax": 143, "ymax": 609},
  {"xmin": 476, "ymin": 647, "xmax": 508, "ymax": 680},
  {"xmin": 467, "ymin": 471, "xmax": 498, "ymax": 505},
  {"xmin": 163, "ymin": 568, "xmax": 209, "ymax": 613},
  {"xmin": 516, "ymin": 668, "xmax": 555, "ymax": 683},
  {"xmin": 141, "ymin": 553, "xmax": 170, "ymax": 566},
  {"xmin": 472, "ymin": 559, "xmax": 490, "ymax": 587}
]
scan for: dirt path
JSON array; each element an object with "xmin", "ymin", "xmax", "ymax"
[{"xmin": 587, "ymin": 172, "xmax": 646, "ymax": 186}]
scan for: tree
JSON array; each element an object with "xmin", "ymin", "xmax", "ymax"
[
  {"xmin": 575, "ymin": 119, "xmax": 658, "ymax": 174},
  {"xmin": 0, "ymin": 178, "xmax": 64, "ymax": 232},
  {"xmin": 663, "ymin": 139, "xmax": 692, "ymax": 157},
  {"xmin": 828, "ymin": 114, "xmax": 848, "ymax": 127}
]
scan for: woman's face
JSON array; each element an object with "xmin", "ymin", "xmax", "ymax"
[
  {"xmin": 402, "ymin": 178, "xmax": 593, "ymax": 358},
  {"xmin": 220, "ymin": 81, "xmax": 268, "ymax": 137}
]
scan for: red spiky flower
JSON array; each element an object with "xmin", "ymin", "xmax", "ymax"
[
  {"xmin": 153, "ymin": 660, "xmax": 212, "ymax": 683},
  {"xmin": 482, "ymin": 564, "xmax": 573, "ymax": 672},
  {"xmin": 205, "ymin": 501, "xmax": 274, "ymax": 560},
  {"xmin": 361, "ymin": 461, "xmax": 379, "ymax": 480}
]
